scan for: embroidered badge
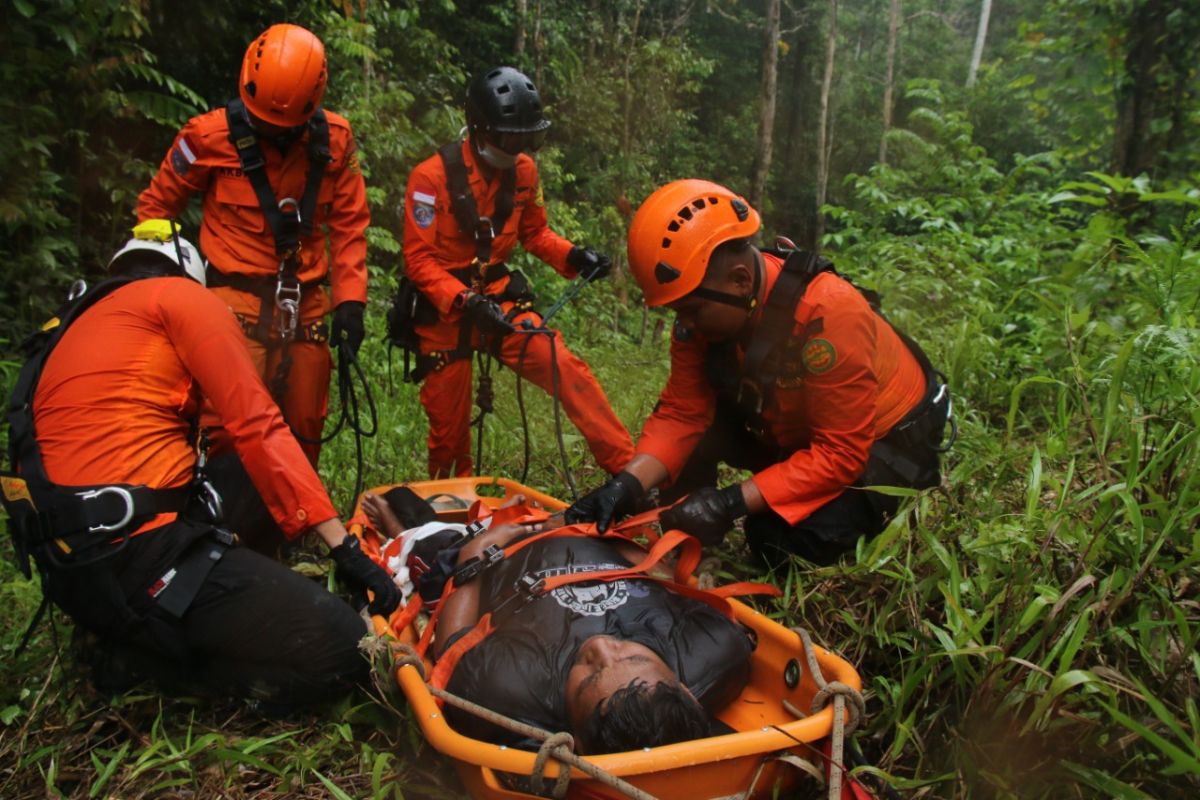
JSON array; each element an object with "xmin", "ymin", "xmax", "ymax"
[
  {"xmin": 413, "ymin": 203, "xmax": 435, "ymax": 229},
  {"xmin": 802, "ymin": 338, "xmax": 837, "ymax": 374},
  {"xmin": 170, "ymin": 147, "xmax": 190, "ymax": 176},
  {"xmin": 534, "ymin": 181, "xmax": 545, "ymax": 207}
]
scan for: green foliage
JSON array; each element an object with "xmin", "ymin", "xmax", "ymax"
[{"xmin": 3, "ymin": 1, "xmax": 1200, "ymax": 797}]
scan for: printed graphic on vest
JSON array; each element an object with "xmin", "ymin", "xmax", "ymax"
[
  {"xmin": 802, "ymin": 338, "xmax": 837, "ymax": 374},
  {"xmin": 541, "ymin": 562, "xmax": 648, "ymax": 616}
]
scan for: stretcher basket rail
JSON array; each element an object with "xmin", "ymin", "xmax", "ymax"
[{"xmin": 350, "ymin": 477, "xmax": 864, "ymax": 800}]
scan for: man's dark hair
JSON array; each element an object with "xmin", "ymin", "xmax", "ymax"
[{"xmin": 577, "ymin": 679, "xmax": 711, "ymax": 755}]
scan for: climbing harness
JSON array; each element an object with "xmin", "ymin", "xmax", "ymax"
[
  {"xmin": 2, "ymin": 275, "xmax": 232, "ymax": 651},
  {"xmin": 219, "ymin": 98, "xmax": 332, "ymax": 408}
]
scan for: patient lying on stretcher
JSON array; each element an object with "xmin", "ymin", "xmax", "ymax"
[{"xmin": 362, "ymin": 489, "xmax": 753, "ymax": 755}]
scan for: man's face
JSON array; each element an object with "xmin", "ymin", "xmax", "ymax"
[
  {"xmin": 666, "ymin": 262, "xmax": 755, "ymax": 343},
  {"xmin": 564, "ymin": 635, "xmax": 682, "ymax": 731}
]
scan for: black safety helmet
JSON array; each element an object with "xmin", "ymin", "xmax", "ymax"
[{"xmin": 466, "ymin": 66, "xmax": 551, "ymax": 154}]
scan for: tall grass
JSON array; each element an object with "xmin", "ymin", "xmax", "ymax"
[{"xmin": 2, "ymin": 102, "xmax": 1198, "ymax": 796}]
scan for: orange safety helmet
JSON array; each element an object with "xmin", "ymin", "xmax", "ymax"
[
  {"xmin": 239, "ymin": 24, "xmax": 327, "ymax": 128},
  {"xmin": 626, "ymin": 179, "xmax": 762, "ymax": 306}
]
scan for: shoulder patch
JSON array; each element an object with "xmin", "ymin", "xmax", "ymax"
[
  {"xmin": 802, "ymin": 338, "xmax": 837, "ymax": 374},
  {"xmin": 412, "ymin": 202, "xmax": 435, "ymax": 229}
]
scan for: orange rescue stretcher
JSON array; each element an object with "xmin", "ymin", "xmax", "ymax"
[{"xmin": 349, "ymin": 477, "xmax": 868, "ymax": 800}]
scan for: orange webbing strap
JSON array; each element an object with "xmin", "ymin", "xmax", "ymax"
[
  {"xmin": 388, "ymin": 595, "xmax": 425, "ymax": 641},
  {"xmin": 612, "ymin": 506, "xmax": 670, "ymax": 544},
  {"xmin": 708, "ymin": 581, "xmax": 782, "ymax": 599},
  {"xmin": 429, "ymin": 613, "xmax": 494, "ymax": 691},
  {"xmin": 415, "ymin": 571, "xmax": 460, "ymax": 656},
  {"xmin": 536, "ymin": 530, "xmax": 702, "ymax": 592}
]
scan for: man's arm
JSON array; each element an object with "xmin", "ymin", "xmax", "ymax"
[
  {"xmin": 162, "ymin": 282, "xmax": 338, "ymax": 537},
  {"xmin": 326, "ymin": 130, "xmax": 370, "ymax": 307},
  {"xmin": 514, "ymin": 165, "xmax": 574, "ymax": 277},
  {"xmin": 138, "ymin": 117, "xmax": 211, "ymax": 222},
  {"xmin": 634, "ymin": 332, "xmax": 718, "ymax": 483},
  {"xmin": 433, "ymin": 522, "xmax": 539, "ymax": 649},
  {"xmin": 402, "ymin": 160, "xmax": 476, "ymax": 314}
]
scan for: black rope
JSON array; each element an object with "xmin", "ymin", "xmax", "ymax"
[
  {"xmin": 293, "ymin": 341, "xmax": 378, "ymax": 516},
  {"xmin": 507, "ymin": 321, "xmax": 578, "ymax": 501},
  {"xmin": 470, "ymin": 351, "xmax": 496, "ymax": 473}
]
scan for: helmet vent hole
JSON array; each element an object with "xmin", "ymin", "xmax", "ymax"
[
  {"xmin": 501, "ymin": 104, "xmax": 515, "ymax": 115},
  {"xmin": 667, "ymin": 221, "xmax": 680, "ymax": 232},
  {"xmin": 303, "ymin": 101, "xmax": 313, "ymax": 114},
  {"xmin": 709, "ymin": 197, "xmax": 719, "ymax": 204},
  {"xmin": 661, "ymin": 238, "xmax": 672, "ymax": 248},
  {"xmin": 245, "ymin": 81, "xmax": 257, "ymax": 97},
  {"xmin": 497, "ymin": 85, "xmax": 511, "ymax": 94},
  {"xmin": 677, "ymin": 207, "xmax": 693, "ymax": 221},
  {"xmin": 692, "ymin": 199, "xmax": 706, "ymax": 209}
]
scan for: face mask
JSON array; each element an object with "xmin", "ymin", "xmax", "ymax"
[{"xmin": 475, "ymin": 140, "xmax": 518, "ymax": 170}]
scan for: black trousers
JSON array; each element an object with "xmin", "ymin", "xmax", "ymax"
[
  {"xmin": 662, "ymin": 400, "xmax": 938, "ymax": 570},
  {"xmin": 42, "ymin": 460, "xmax": 368, "ymax": 706}
]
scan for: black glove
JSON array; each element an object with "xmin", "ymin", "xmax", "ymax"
[
  {"xmin": 330, "ymin": 535, "xmax": 402, "ymax": 616},
  {"xmin": 464, "ymin": 293, "xmax": 515, "ymax": 337},
  {"xmin": 567, "ymin": 246, "xmax": 613, "ymax": 281},
  {"xmin": 659, "ymin": 485, "xmax": 748, "ymax": 547},
  {"xmin": 331, "ymin": 301, "xmax": 366, "ymax": 355},
  {"xmin": 564, "ymin": 471, "xmax": 645, "ymax": 532}
]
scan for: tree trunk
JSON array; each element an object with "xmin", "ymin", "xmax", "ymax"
[
  {"xmin": 879, "ymin": 0, "xmax": 900, "ymax": 164},
  {"xmin": 813, "ymin": 0, "xmax": 838, "ymax": 247},
  {"xmin": 749, "ymin": 0, "xmax": 781, "ymax": 211},
  {"xmin": 532, "ymin": 0, "xmax": 545, "ymax": 87},
  {"xmin": 966, "ymin": 0, "xmax": 992, "ymax": 87},
  {"xmin": 515, "ymin": 0, "xmax": 528, "ymax": 56},
  {"xmin": 1113, "ymin": 1, "xmax": 1168, "ymax": 177}
]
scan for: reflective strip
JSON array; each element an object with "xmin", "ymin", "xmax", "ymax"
[
  {"xmin": 178, "ymin": 137, "xmax": 197, "ymax": 164},
  {"xmin": 412, "ymin": 190, "xmax": 436, "ymax": 205}
]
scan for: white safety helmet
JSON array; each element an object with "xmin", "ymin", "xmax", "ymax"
[{"xmin": 109, "ymin": 219, "xmax": 206, "ymax": 286}]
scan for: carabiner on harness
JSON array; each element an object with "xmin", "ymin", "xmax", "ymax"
[
  {"xmin": 77, "ymin": 486, "xmax": 135, "ymax": 533},
  {"xmin": 274, "ymin": 268, "xmax": 301, "ymax": 342}
]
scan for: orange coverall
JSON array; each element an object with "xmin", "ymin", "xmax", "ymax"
[
  {"xmin": 637, "ymin": 254, "xmax": 927, "ymax": 525},
  {"xmin": 402, "ymin": 139, "xmax": 633, "ymax": 478},
  {"xmin": 138, "ymin": 107, "xmax": 370, "ymax": 464},
  {"xmin": 34, "ymin": 277, "xmax": 337, "ymax": 538}
]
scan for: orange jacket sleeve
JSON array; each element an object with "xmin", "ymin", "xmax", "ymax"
[
  {"xmin": 635, "ymin": 331, "xmax": 717, "ymax": 476},
  {"xmin": 516, "ymin": 163, "xmax": 575, "ymax": 278},
  {"xmin": 163, "ymin": 284, "xmax": 338, "ymax": 537},
  {"xmin": 402, "ymin": 159, "xmax": 473, "ymax": 314},
  {"xmin": 137, "ymin": 117, "xmax": 212, "ymax": 221},
  {"xmin": 750, "ymin": 291, "xmax": 879, "ymax": 525},
  {"xmin": 326, "ymin": 128, "xmax": 370, "ymax": 307}
]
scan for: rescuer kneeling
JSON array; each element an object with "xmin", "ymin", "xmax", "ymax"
[
  {"xmin": 2, "ymin": 222, "xmax": 400, "ymax": 705},
  {"xmin": 566, "ymin": 180, "xmax": 953, "ymax": 568}
]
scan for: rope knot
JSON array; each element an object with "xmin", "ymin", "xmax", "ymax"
[
  {"xmin": 531, "ymin": 731, "xmax": 575, "ymax": 798},
  {"xmin": 388, "ymin": 642, "xmax": 428, "ymax": 681}
]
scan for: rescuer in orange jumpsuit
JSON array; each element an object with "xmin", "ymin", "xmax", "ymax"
[
  {"xmin": 138, "ymin": 23, "xmax": 369, "ymax": 465},
  {"xmin": 401, "ymin": 66, "xmax": 633, "ymax": 479},
  {"xmin": 566, "ymin": 180, "xmax": 951, "ymax": 567},
  {"xmin": 8, "ymin": 223, "xmax": 398, "ymax": 703}
]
